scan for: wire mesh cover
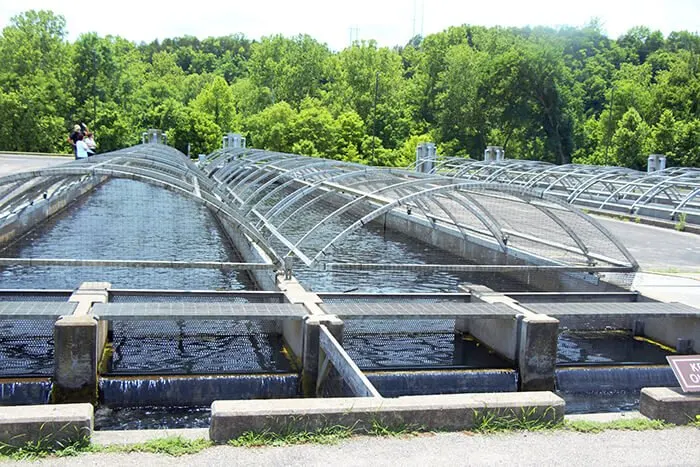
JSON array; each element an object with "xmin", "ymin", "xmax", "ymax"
[
  {"xmin": 342, "ymin": 318, "xmax": 511, "ymax": 370},
  {"xmin": 0, "ymin": 178, "xmax": 256, "ymax": 291},
  {"xmin": 109, "ymin": 294, "xmax": 264, "ymax": 304},
  {"xmin": 0, "ymin": 319, "xmax": 54, "ymax": 377},
  {"xmin": 107, "ymin": 319, "xmax": 294, "ymax": 375}
]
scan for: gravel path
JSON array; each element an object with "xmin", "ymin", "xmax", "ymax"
[{"xmin": 7, "ymin": 427, "xmax": 698, "ymax": 466}]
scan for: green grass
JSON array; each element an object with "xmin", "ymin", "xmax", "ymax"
[
  {"xmin": 228, "ymin": 425, "xmax": 354, "ymax": 447},
  {"xmin": 99, "ymin": 436, "xmax": 212, "ymax": 456},
  {"xmin": 367, "ymin": 419, "xmax": 423, "ymax": 437},
  {"xmin": 675, "ymin": 212, "xmax": 687, "ymax": 232},
  {"xmin": 0, "ymin": 437, "xmax": 93, "ymax": 461},
  {"xmin": 471, "ymin": 407, "xmax": 562, "ymax": 433},
  {"xmin": 0, "ymin": 436, "xmax": 211, "ymax": 460},
  {"xmin": 565, "ymin": 418, "xmax": 671, "ymax": 433}
]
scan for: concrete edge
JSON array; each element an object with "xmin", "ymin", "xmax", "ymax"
[
  {"xmin": 640, "ymin": 387, "xmax": 700, "ymax": 425},
  {"xmin": 0, "ymin": 403, "xmax": 93, "ymax": 449},
  {"xmin": 209, "ymin": 392, "xmax": 565, "ymax": 443}
]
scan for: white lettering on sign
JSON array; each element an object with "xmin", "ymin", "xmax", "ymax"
[{"xmin": 690, "ymin": 363, "xmax": 700, "ymax": 372}]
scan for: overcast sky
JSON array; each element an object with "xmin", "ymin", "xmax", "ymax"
[{"xmin": 1, "ymin": 0, "xmax": 698, "ymax": 51}]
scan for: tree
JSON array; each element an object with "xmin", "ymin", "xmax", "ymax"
[
  {"xmin": 612, "ymin": 108, "xmax": 651, "ymax": 169},
  {"xmin": 192, "ymin": 76, "xmax": 238, "ymax": 131}
]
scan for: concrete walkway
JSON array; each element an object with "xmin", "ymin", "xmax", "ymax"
[
  {"xmin": 11, "ymin": 426, "xmax": 698, "ymax": 466},
  {"xmin": 594, "ymin": 216, "xmax": 700, "ymax": 274},
  {"xmin": 0, "ymin": 153, "xmax": 70, "ymax": 177}
]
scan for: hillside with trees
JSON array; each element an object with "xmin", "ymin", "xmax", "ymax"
[{"xmin": 1, "ymin": 10, "xmax": 698, "ymax": 169}]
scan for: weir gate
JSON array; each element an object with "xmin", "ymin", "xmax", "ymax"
[{"xmin": 0, "ymin": 143, "xmax": 697, "ymax": 429}]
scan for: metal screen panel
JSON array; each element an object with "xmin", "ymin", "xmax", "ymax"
[
  {"xmin": 0, "ymin": 301, "xmax": 76, "ymax": 319},
  {"xmin": 525, "ymin": 302, "xmax": 699, "ymax": 318},
  {"xmin": 93, "ymin": 302, "xmax": 306, "ymax": 320},
  {"xmin": 322, "ymin": 302, "xmax": 515, "ymax": 319}
]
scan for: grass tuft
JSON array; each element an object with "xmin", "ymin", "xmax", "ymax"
[
  {"xmin": 228, "ymin": 426, "xmax": 354, "ymax": 447},
  {"xmin": 99, "ymin": 436, "xmax": 212, "ymax": 456},
  {"xmin": 565, "ymin": 418, "xmax": 671, "ymax": 433},
  {"xmin": 367, "ymin": 419, "xmax": 423, "ymax": 437},
  {"xmin": 0, "ymin": 437, "xmax": 93, "ymax": 461},
  {"xmin": 471, "ymin": 407, "xmax": 562, "ymax": 433}
]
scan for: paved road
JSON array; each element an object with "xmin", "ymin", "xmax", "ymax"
[
  {"xmin": 594, "ymin": 216, "xmax": 700, "ymax": 273},
  {"xmin": 0, "ymin": 153, "xmax": 69, "ymax": 177},
  {"xmin": 20, "ymin": 428, "xmax": 699, "ymax": 466}
]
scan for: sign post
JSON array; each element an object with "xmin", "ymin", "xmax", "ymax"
[{"xmin": 666, "ymin": 355, "xmax": 700, "ymax": 392}]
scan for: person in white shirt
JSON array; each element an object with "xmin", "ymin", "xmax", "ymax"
[
  {"xmin": 75, "ymin": 134, "xmax": 89, "ymax": 159},
  {"xmin": 83, "ymin": 131, "xmax": 97, "ymax": 156}
]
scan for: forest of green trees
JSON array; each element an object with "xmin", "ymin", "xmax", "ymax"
[{"xmin": 1, "ymin": 10, "xmax": 698, "ymax": 169}]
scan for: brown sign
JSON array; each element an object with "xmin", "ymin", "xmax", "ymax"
[{"xmin": 666, "ymin": 355, "xmax": 700, "ymax": 393}]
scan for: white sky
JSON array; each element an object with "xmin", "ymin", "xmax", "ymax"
[{"xmin": 0, "ymin": 0, "xmax": 698, "ymax": 51}]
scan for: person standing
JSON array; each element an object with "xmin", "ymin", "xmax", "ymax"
[
  {"xmin": 84, "ymin": 131, "xmax": 97, "ymax": 156},
  {"xmin": 75, "ymin": 133, "xmax": 90, "ymax": 160},
  {"xmin": 68, "ymin": 124, "xmax": 83, "ymax": 159}
]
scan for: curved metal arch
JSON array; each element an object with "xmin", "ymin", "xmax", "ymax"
[
  {"xmin": 446, "ymin": 190, "xmax": 508, "ymax": 251},
  {"xmin": 567, "ymin": 169, "xmax": 632, "ymax": 203},
  {"xmin": 263, "ymin": 171, "xmax": 391, "ymax": 233},
  {"xmin": 310, "ymin": 182, "xmax": 505, "ymax": 265},
  {"xmin": 244, "ymin": 165, "xmax": 355, "ymax": 217},
  {"xmin": 669, "ymin": 187, "xmax": 700, "ymax": 220},
  {"xmin": 228, "ymin": 154, "xmax": 308, "ymax": 194},
  {"xmin": 214, "ymin": 149, "xmax": 271, "ymax": 184},
  {"xmin": 239, "ymin": 159, "xmax": 340, "ymax": 208},
  {"xmin": 500, "ymin": 161, "xmax": 554, "ymax": 185},
  {"xmin": 290, "ymin": 177, "xmax": 463, "ymax": 260},
  {"xmin": 629, "ymin": 172, "xmax": 692, "ymax": 211},
  {"xmin": 260, "ymin": 168, "xmax": 398, "ymax": 228}
]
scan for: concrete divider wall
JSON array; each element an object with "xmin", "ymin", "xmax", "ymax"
[
  {"xmin": 643, "ymin": 317, "xmax": 699, "ymax": 353},
  {"xmin": 0, "ymin": 175, "xmax": 107, "ymax": 246},
  {"xmin": 210, "ymin": 211, "xmax": 278, "ymax": 291}
]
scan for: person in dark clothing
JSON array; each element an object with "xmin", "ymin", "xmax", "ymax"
[{"xmin": 68, "ymin": 124, "xmax": 83, "ymax": 159}]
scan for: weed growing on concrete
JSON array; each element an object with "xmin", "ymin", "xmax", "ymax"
[
  {"xmin": 472, "ymin": 406, "xmax": 561, "ymax": 433},
  {"xmin": 675, "ymin": 212, "xmax": 687, "ymax": 232},
  {"xmin": 367, "ymin": 419, "xmax": 423, "ymax": 437},
  {"xmin": 565, "ymin": 418, "xmax": 671, "ymax": 433},
  {"xmin": 228, "ymin": 426, "xmax": 354, "ymax": 447},
  {"xmin": 99, "ymin": 436, "xmax": 212, "ymax": 456}
]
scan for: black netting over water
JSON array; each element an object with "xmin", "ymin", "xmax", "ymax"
[
  {"xmin": 106, "ymin": 319, "xmax": 293, "ymax": 375},
  {"xmin": 0, "ymin": 319, "xmax": 54, "ymax": 377}
]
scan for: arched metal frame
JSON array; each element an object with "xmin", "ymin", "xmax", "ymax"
[
  {"xmin": 434, "ymin": 157, "xmax": 700, "ymax": 223},
  {"xmin": 201, "ymin": 149, "xmax": 637, "ymax": 272},
  {"xmin": 1, "ymin": 145, "xmax": 640, "ymax": 277},
  {"xmin": 0, "ymin": 144, "xmax": 283, "ymax": 267}
]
